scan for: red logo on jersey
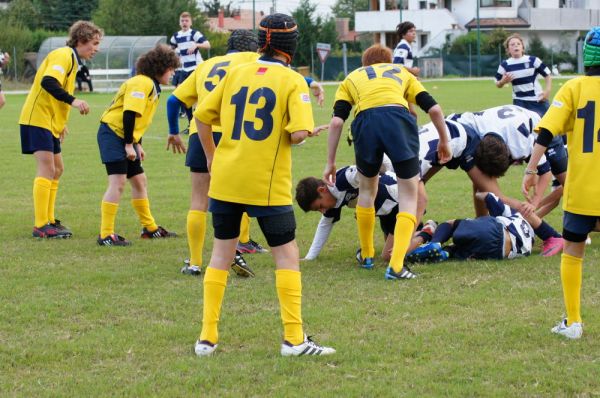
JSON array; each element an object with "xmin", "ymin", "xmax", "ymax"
[{"xmin": 256, "ymin": 67, "xmax": 268, "ymax": 75}]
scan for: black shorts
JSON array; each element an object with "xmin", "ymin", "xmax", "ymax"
[
  {"xmin": 545, "ymin": 136, "xmax": 568, "ymax": 176},
  {"xmin": 185, "ymin": 132, "xmax": 222, "ymax": 173},
  {"xmin": 351, "ymin": 106, "xmax": 420, "ymax": 178},
  {"xmin": 209, "ymin": 199, "xmax": 295, "ymax": 247},
  {"xmin": 20, "ymin": 125, "xmax": 61, "ymax": 154}
]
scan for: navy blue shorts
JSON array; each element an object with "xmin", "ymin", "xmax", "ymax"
[
  {"xmin": 20, "ymin": 125, "xmax": 61, "ymax": 154},
  {"xmin": 513, "ymin": 99, "xmax": 549, "ymax": 117},
  {"xmin": 452, "ymin": 216, "xmax": 505, "ymax": 260},
  {"xmin": 172, "ymin": 70, "xmax": 192, "ymax": 86},
  {"xmin": 563, "ymin": 211, "xmax": 599, "ymax": 242},
  {"xmin": 97, "ymin": 123, "xmax": 140, "ymax": 163},
  {"xmin": 545, "ymin": 136, "xmax": 568, "ymax": 176},
  {"xmin": 351, "ymin": 106, "xmax": 419, "ymax": 178},
  {"xmin": 185, "ymin": 132, "xmax": 222, "ymax": 173}
]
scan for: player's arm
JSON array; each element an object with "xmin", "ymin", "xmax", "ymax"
[
  {"xmin": 522, "ymin": 128, "xmax": 552, "ymax": 199},
  {"xmin": 165, "ymin": 94, "xmax": 187, "ymax": 153},
  {"xmin": 325, "ymin": 97, "xmax": 350, "ymax": 185},
  {"xmin": 303, "ymin": 216, "xmax": 336, "ymax": 260},
  {"xmin": 123, "ymin": 110, "xmax": 138, "ymax": 160},
  {"xmin": 540, "ymin": 74, "xmax": 552, "ymax": 102},
  {"xmin": 494, "ymin": 64, "xmax": 513, "ymax": 88},
  {"xmin": 196, "ymin": 33, "xmax": 210, "ymax": 50}
]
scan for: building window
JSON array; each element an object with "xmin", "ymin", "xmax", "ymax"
[
  {"xmin": 419, "ymin": 0, "xmax": 427, "ymax": 8},
  {"xmin": 420, "ymin": 34, "xmax": 428, "ymax": 47},
  {"xmin": 480, "ymin": 0, "xmax": 511, "ymax": 6}
]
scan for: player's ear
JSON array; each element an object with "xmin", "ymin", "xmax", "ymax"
[{"xmin": 317, "ymin": 185, "xmax": 327, "ymax": 194}]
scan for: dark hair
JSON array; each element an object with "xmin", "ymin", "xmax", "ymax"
[
  {"xmin": 258, "ymin": 13, "xmax": 298, "ymax": 64},
  {"xmin": 228, "ymin": 29, "xmax": 258, "ymax": 52},
  {"xmin": 396, "ymin": 21, "xmax": 415, "ymax": 39},
  {"xmin": 295, "ymin": 177, "xmax": 326, "ymax": 212},
  {"xmin": 362, "ymin": 44, "xmax": 392, "ymax": 66},
  {"xmin": 474, "ymin": 134, "xmax": 511, "ymax": 178},
  {"xmin": 67, "ymin": 21, "xmax": 104, "ymax": 47},
  {"xmin": 136, "ymin": 44, "xmax": 180, "ymax": 80}
]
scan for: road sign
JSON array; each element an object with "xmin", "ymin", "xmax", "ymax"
[{"xmin": 316, "ymin": 42, "xmax": 331, "ymax": 63}]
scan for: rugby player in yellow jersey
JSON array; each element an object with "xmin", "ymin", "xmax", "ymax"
[
  {"xmin": 324, "ymin": 44, "xmax": 452, "ymax": 280},
  {"xmin": 165, "ymin": 30, "xmax": 262, "ymax": 277},
  {"xmin": 192, "ymin": 13, "xmax": 335, "ymax": 357},
  {"xmin": 96, "ymin": 45, "xmax": 180, "ymax": 246},
  {"xmin": 19, "ymin": 21, "xmax": 103, "ymax": 238},
  {"xmin": 522, "ymin": 27, "xmax": 600, "ymax": 339}
]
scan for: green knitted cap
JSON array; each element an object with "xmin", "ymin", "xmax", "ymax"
[{"xmin": 583, "ymin": 27, "xmax": 600, "ymax": 67}]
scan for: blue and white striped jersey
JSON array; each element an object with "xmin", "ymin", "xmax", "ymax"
[
  {"xmin": 448, "ymin": 105, "xmax": 550, "ymax": 172},
  {"xmin": 392, "ymin": 39, "xmax": 413, "ymax": 68},
  {"xmin": 418, "ymin": 119, "xmax": 479, "ymax": 177},
  {"xmin": 169, "ymin": 29, "xmax": 207, "ymax": 72},
  {"xmin": 495, "ymin": 55, "xmax": 550, "ymax": 102},
  {"xmin": 484, "ymin": 193, "xmax": 533, "ymax": 259}
]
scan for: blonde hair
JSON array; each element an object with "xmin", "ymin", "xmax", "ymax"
[
  {"xmin": 504, "ymin": 33, "xmax": 525, "ymax": 53},
  {"xmin": 66, "ymin": 21, "xmax": 103, "ymax": 48},
  {"xmin": 180, "ymin": 12, "xmax": 192, "ymax": 20}
]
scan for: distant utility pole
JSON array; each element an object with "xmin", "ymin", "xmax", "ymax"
[{"xmin": 272, "ymin": 0, "xmax": 276, "ymax": 13}]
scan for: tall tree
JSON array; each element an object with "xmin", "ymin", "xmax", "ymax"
[
  {"xmin": 331, "ymin": 0, "xmax": 368, "ymax": 30},
  {"xmin": 291, "ymin": 0, "xmax": 337, "ymax": 67},
  {"xmin": 202, "ymin": 0, "xmax": 233, "ymax": 17}
]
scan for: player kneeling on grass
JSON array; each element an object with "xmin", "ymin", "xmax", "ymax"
[
  {"xmin": 19, "ymin": 21, "xmax": 103, "ymax": 238},
  {"xmin": 96, "ymin": 45, "xmax": 180, "ymax": 246},
  {"xmin": 324, "ymin": 44, "xmax": 451, "ymax": 281},
  {"xmin": 192, "ymin": 13, "xmax": 334, "ymax": 357},
  {"xmin": 296, "ymin": 166, "xmax": 436, "ymax": 266},
  {"xmin": 407, "ymin": 192, "xmax": 535, "ymax": 263},
  {"xmin": 521, "ymin": 27, "xmax": 600, "ymax": 340}
]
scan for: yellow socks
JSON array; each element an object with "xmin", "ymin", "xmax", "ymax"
[
  {"xmin": 199, "ymin": 267, "xmax": 229, "ymax": 344},
  {"xmin": 100, "ymin": 201, "xmax": 119, "ymax": 238},
  {"xmin": 560, "ymin": 253, "xmax": 583, "ymax": 325},
  {"xmin": 276, "ymin": 269, "xmax": 304, "ymax": 345},
  {"xmin": 33, "ymin": 177, "xmax": 52, "ymax": 228},
  {"xmin": 239, "ymin": 212, "xmax": 251, "ymax": 244},
  {"xmin": 131, "ymin": 198, "xmax": 158, "ymax": 231},
  {"xmin": 389, "ymin": 212, "xmax": 417, "ymax": 273},
  {"xmin": 48, "ymin": 179, "xmax": 59, "ymax": 224},
  {"xmin": 356, "ymin": 205, "xmax": 376, "ymax": 258},
  {"xmin": 187, "ymin": 210, "xmax": 207, "ymax": 267}
]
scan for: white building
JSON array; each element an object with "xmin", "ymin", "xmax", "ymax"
[{"xmin": 355, "ymin": 0, "xmax": 600, "ymax": 56}]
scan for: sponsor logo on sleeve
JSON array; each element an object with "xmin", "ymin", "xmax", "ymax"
[
  {"xmin": 552, "ymin": 100, "xmax": 563, "ymax": 108},
  {"xmin": 301, "ymin": 93, "xmax": 311, "ymax": 103},
  {"xmin": 131, "ymin": 91, "xmax": 146, "ymax": 99},
  {"xmin": 52, "ymin": 65, "xmax": 65, "ymax": 74}
]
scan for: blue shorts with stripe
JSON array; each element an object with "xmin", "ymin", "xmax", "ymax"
[
  {"xmin": 20, "ymin": 125, "xmax": 61, "ymax": 154},
  {"xmin": 185, "ymin": 132, "xmax": 222, "ymax": 173},
  {"xmin": 452, "ymin": 216, "xmax": 505, "ymax": 260},
  {"xmin": 351, "ymin": 106, "xmax": 419, "ymax": 178}
]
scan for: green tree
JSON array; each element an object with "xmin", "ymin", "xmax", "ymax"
[
  {"xmin": 292, "ymin": 0, "xmax": 338, "ymax": 68},
  {"xmin": 202, "ymin": 0, "xmax": 233, "ymax": 17},
  {"xmin": 94, "ymin": 0, "xmax": 205, "ymax": 36},
  {"xmin": 527, "ymin": 34, "xmax": 549, "ymax": 63},
  {"xmin": 331, "ymin": 0, "xmax": 368, "ymax": 30},
  {"xmin": 0, "ymin": 0, "xmax": 42, "ymax": 30},
  {"xmin": 35, "ymin": 0, "xmax": 99, "ymax": 30}
]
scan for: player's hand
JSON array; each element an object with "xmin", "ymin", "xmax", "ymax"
[
  {"xmin": 1, "ymin": 52, "xmax": 10, "ymax": 66},
  {"xmin": 323, "ymin": 163, "xmax": 336, "ymax": 186},
  {"xmin": 437, "ymin": 141, "xmax": 452, "ymax": 164},
  {"xmin": 518, "ymin": 201, "xmax": 536, "ymax": 217},
  {"xmin": 138, "ymin": 144, "xmax": 145, "ymax": 161},
  {"xmin": 500, "ymin": 73, "xmax": 514, "ymax": 85},
  {"xmin": 71, "ymin": 99, "xmax": 90, "ymax": 115},
  {"xmin": 412, "ymin": 66, "xmax": 421, "ymax": 77},
  {"xmin": 125, "ymin": 144, "xmax": 137, "ymax": 161},
  {"xmin": 311, "ymin": 125, "xmax": 328, "ymax": 137},
  {"xmin": 538, "ymin": 90, "xmax": 550, "ymax": 102},
  {"xmin": 521, "ymin": 173, "xmax": 538, "ymax": 199},
  {"xmin": 166, "ymin": 134, "xmax": 187, "ymax": 154},
  {"xmin": 187, "ymin": 47, "xmax": 196, "ymax": 55},
  {"xmin": 59, "ymin": 127, "xmax": 68, "ymax": 143}
]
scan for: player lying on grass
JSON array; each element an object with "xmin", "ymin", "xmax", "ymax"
[
  {"xmin": 406, "ymin": 192, "xmax": 537, "ymax": 263},
  {"xmin": 418, "ymin": 117, "xmax": 564, "ymax": 257},
  {"xmin": 165, "ymin": 29, "xmax": 263, "ymax": 277},
  {"xmin": 96, "ymin": 45, "xmax": 180, "ymax": 246},
  {"xmin": 521, "ymin": 27, "xmax": 600, "ymax": 340},
  {"xmin": 325, "ymin": 44, "xmax": 451, "ymax": 281},
  {"xmin": 296, "ymin": 165, "xmax": 436, "ymax": 265}
]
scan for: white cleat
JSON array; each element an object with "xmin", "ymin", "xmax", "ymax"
[
  {"xmin": 195, "ymin": 340, "xmax": 218, "ymax": 356},
  {"xmin": 280, "ymin": 335, "xmax": 336, "ymax": 357},
  {"xmin": 551, "ymin": 318, "xmax": 583, "ymax": 340}
]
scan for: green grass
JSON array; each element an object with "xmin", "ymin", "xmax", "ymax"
[{"xmin": 2, "ymin": 80, "xmax": 599, "ymax": 397}]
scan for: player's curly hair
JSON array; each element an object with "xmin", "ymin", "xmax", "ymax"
[
  {"xmin": 295, "ymin": 177, "xmax": 326, "ymax": 212},
  {"xmin": 136, "ymin": 45, "xmax": 180, "ymax": 80},
  {"xmin": 396, "ymin": 21, "xmax": 416, "ymax": 39},
  {"xmin": 474, "ymin": 134, "xmax": 511, "ymax": 178},
  {"xmin": 362, "ymin": 44, "xmax": 392, "ymax": 66},
  {"xmin": 503, "ymin": 33, "xmax": 525, "ymax": 53},
  {"xmin": 66, "ymin": 21, "xmax": 104, "ymax": 47},
  {"xmin": 228, "ymin": 29, "xmax": 258, "ymax": 53},
  {"xmin": 258, "ymin": 13, "xmax": 298, "ymax": 64}
]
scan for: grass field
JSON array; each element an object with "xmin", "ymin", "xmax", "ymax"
[{"xmin": 1, "ymin": 79, "xmax": 599, "ymax": 397}]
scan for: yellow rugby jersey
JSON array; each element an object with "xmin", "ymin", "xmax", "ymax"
[
  {"xmin": 101, "ymin": 75, "xmax": 161, "ymax": 143},
  {"xmin": 536, "ymin": 75, "xmax": 600, "ymax": 215},
  {"xmin": 335, "ymin": 63, "xmax": 426, "ymax": 116},
  {"xmin": 195, "ymin": 58, "xmax": 314, "ymax": 206},
  {"xmin": 19, "ymin": 47, "xmax": 79, "ymax": 137},
  {"xmin": 174, "ymin": 51, "xmax": 260, "ymax": 135}
]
